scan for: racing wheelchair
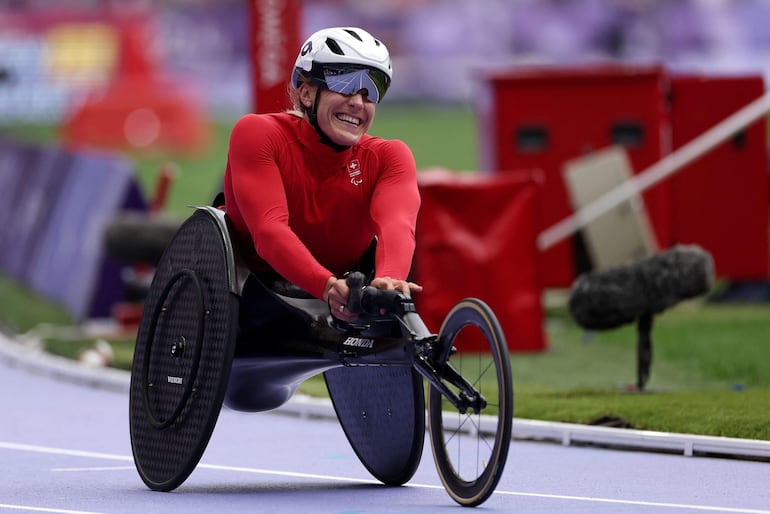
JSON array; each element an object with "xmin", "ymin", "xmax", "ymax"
[{"xmin": 128, "ymin": 206, "xmax": 513, "ymax": 507}]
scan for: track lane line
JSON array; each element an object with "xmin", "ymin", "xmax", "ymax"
[
  {"xmin": 0, "ymin": 504, "xmax": 107, "ymax": 514},
  {"xmin": 2, "ymin": 441, "xmax": 768, "ymax": 514}
]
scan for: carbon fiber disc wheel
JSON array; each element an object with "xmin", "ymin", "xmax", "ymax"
[
  {"xmin": 129, "ymin": 209, "xmax": 239, "ymax": 491},
  {"xmin": 325, "ymin": 366, "xmax": 425, "ymax": 486}
]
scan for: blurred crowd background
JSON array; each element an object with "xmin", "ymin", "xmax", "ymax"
[{"xmin": 2, "ymin": 0, "xmax": 770, "ymax": 124}]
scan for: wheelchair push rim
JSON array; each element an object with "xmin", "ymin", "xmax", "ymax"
[{"xmin": 427, "ymin": 298, "xmax": 513, "ymax": 507}]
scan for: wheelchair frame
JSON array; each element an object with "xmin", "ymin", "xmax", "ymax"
[{"xmin": 129, "ymin": 206, "xmax": 512, "ymax": 507}]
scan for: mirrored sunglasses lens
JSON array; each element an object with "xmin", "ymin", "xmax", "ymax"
[{"xmin": 324, "ymin": 69, "xmax": 385, "ymax": 103}]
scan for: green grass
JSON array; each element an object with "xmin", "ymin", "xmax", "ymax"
[
  {"xmin": 0, "ymin": 272, "xmax": 72, "ymax": 333},
  {"xmin": 512, "ymin": 301, "xmax": 770, "ymax": 440},
  {"xmin": 533, "ymin": 302, "xmax": 770, "ymax": 391},
  {"xmin": 370, "ymin": 103, "xmax": 479, "ymax": 171},
  {"xmin": 516, "ymin": 388, "xmax": 770, "ymax": 440},
  {"xmin": 2, "ymin": 105, "xmax": 770, "ymax": 441}
]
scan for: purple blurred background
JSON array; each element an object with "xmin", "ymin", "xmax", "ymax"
[{"xmin": 1, "ymin": 0, "xmax": 770, "ymax": 122}]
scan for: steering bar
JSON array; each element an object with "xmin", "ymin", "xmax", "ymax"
[{"xmin": 345, "ymin": 272, "xmax": 415, "ymax": 316}]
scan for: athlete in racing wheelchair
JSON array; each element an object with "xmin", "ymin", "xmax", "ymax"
[
  {"xmin": 221, "ymin": 24, "xmax": 422, "ymax": 407},
  {"xmin": 129, "ymin": 27, "xmax": 512, "ymax": 507}
]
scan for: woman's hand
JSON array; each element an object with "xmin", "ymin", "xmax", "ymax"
[
  {"xmin": 324, "ymin": 275, "xmax": 423, "ymax": 321},
  {"xmin": 370, "ymin": 276, "xmax": 423, "ymax": 297},
  {"xmin": 323, "ymin": 276, "xmax": 357, "ymax": 322}
]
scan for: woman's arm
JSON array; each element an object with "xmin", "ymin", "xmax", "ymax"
[
  {"xmin": 227, "ymin": 115, "xmax": 334, "ymax": 299},
  {"xmin": 368, "ymin": 139, "xmax": 423, "ymax": 297}
]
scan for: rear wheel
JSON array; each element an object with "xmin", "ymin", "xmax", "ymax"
[
  {"xmin": 427, "ymin": 298, "xmax": 513, "ymax": 507},
  {"xmin": 129, "ymin": 209, "xmax": 239, "ymax": 492}
]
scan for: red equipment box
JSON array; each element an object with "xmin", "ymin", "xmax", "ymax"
[
  {"xmin": 479, "ymin": 65, "xmax": 670, "ymax": 287},
  {"xmin": 668, "ymin": 74, "xmax": 769, "ymax": 280},
  {"xmin": 480, "ymin": 65, "xmax": 769, "ymax": 286},
  {"xmin": 414, "ymin": 170, "xmax": 547, "ymax": 352}
]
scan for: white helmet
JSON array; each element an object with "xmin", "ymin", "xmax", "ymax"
[{"xmin": 291, "ymin": 27, "xmax": 392, "ymax": 103}]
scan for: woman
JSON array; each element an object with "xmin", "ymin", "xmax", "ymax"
[{"xmin": 224, "ymin": 26, "xmax": 422, "ymax": 324}]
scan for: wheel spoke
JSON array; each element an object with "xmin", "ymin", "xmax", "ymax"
[{"xmin": 428, "ymin": 299, "xmax": 512, "ymax": 507}]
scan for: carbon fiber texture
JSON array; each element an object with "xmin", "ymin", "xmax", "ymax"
[
  {"xmin": 325, "ymin": 366, "xmax": 425, "ymax": 485},
  {"xmin": 129, "ymin": 209, "xmax": 238, "ymax": 491}
]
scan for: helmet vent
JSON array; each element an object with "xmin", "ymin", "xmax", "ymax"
[
  {"xmin": 343, "ymin": 29, "xmax": 363, "ymax": 42},
  {"xmin": 325, "ymin": 38, "xmax": 344, "ymax": 55}
]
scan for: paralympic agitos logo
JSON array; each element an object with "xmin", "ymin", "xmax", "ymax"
[{"xmin": 347, "ymin": 160, "xmax": 362, "ymax": 185}]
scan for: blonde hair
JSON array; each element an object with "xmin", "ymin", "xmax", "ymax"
[
  {"xmin": 285, "ymin": 78, "xmax": 314, "ymax": 118},
  {"xmin": 286, "ymin": 83, "xmax": 302, "ymax": 117}
]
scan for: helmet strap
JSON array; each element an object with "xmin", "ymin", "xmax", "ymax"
[{"xmin": 308, "ymin": 88, "xmax": 350, "ymax": 153}]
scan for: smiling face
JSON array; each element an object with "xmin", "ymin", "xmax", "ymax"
[{"xmin": 299, "ymin": 83, "xmax": 376, "ymax": 147}]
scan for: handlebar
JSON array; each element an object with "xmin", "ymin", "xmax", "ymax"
[{"xmin": 345, "ymin": 272, "xmax": 414, "ymax": 316}]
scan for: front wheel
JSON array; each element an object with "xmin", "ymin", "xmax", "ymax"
[{"xmin": 427, "ymin": 298, "xmax": 513, "ymax": 507}]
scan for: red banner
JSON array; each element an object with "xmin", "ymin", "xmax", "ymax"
[{"xmin": 249, "ymin": 0, "xmax": 301, "ymax": 114}]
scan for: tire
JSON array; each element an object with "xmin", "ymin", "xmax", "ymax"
[
  {"xmin": 129, "ymin": 209, "xmax": 239, "ymax": 492},
  {"xmin": 427, "ymin": 298, "xmax": 513, "ymax": 507},
  {"xmin": 104, "ymin": 212, "xmax": 181, "ymax": 264}
]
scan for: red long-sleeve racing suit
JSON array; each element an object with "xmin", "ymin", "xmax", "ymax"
[{"xmin": 224, "ymin": 112, "xmax": 420, "ymax": 300}]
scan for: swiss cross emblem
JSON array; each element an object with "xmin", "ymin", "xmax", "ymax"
[{"xmin": 347, "ymin": 159, "xmax": 362, "ymax": 186}]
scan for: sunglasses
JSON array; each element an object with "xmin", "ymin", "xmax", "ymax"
[{"xmin": 320, "ymin": 65, "xmax": 390, "ymax": 104}]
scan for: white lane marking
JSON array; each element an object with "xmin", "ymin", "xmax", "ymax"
[
  {"xmin": 0, "ymin": 504, "xmax": 107, "ymax": 514},
  {"xmin": 198, "ymin": 462, "xmax": 384, "ymax": 484},
  {"xmin": 51, "ymin": 466, "xmax": 136, "ymax": 472},
  {"xmin": 492, "ymin": 491, "xmax": 770, "ymax": 514},
  {"xmin": 3, "ymin": 441, "xmax": 769, "ymax": 514},
  {"xmin": 0, "ymin": 442, "xmax": 132, "ymax": 462}
]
